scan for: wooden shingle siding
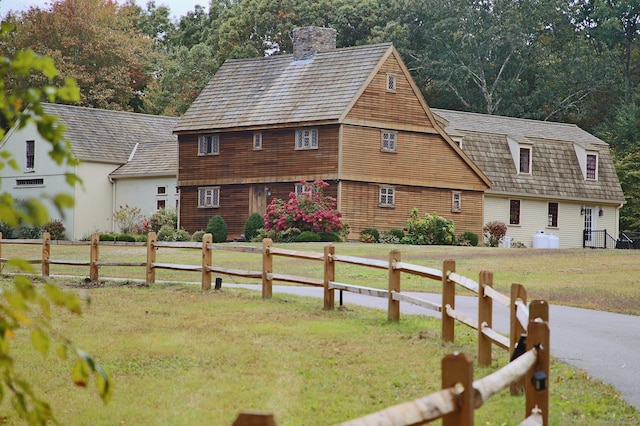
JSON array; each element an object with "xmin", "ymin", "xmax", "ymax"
[
  {"xmin": 340, "ymin": 182, "xmax": 484, "ymax": 239},
  {"xmin": 340, "ymin": 126, "xmax": 488, "ymax": 190}
]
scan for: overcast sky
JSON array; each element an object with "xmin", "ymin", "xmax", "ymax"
[{"xmin": 1, "ymin": 0, "xmax": 207, "ymax": 20}]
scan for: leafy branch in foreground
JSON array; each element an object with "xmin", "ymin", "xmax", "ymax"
[{"xmin": 0, "ymin": 20, "xmax": 110, "ymax": 424}]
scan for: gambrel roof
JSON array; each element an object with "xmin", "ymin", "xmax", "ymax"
[
  {"xmin": 174, "ymin": 43, "xmax": 395, "ymax": 133},
  {"xmin": 41, "ymin": 103, "xmax": 178, "ymax": 165},
  {"xmin": 432, "ymin": 109, "xmax": 625, "ymax": 204}
]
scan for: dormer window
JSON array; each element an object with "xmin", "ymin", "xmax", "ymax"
[
  {"xmin": 519, "ymin": 146, "xmax": 531, "ymax": 174},
  {"xmin": 586, "ymin": 153, "xmax": 598, "ymax": 180},
  {"xmin": 381, "ymin": 131, "xmax": 397, "ymax": 152},
  {"xmin": 386, "ymin": 73, "xmax": 397, "ymax": 92}
]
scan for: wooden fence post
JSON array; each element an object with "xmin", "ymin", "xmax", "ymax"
[
  {"xmin": 525, "ymin": 312, "xmax": 550, "ymax": 426},
  {"xmin": 442, "ymin": 352, "xmax": 473, "ymax": 426},
  {"xmin": 233, "ymin": 411, "xmax": 276, "ymax": 426},
  {"xmin": 323, "ymin": 244, "xmax": 335, "ymax": 310},
  {"xmin": 510, "ymin": 283, "xmax": 527, "ymax": 395},
  {"xmin": 478, "ymin": 270, "xmax": 493, "ymax": 366},
  {"xmin": 41, "ymin": 232, "xmax": 51, "ymax": 278},
  {"xmin": 262, "ymin": 238, "xmax": 273, "ymax": 299},
  {"xmin": 201, "ymin": 233, "xmax": 213, "ymax": 291},
  {"xmin": 442, "ymin": 259, "xmax": 456, "ymax": 343},
  {"xmin": 388, "ymin": 249, "xmax": 401, "ymax": 321},
  {"xmin": 90, "ymin": 232, "xmax": 99, "ymax": 282},
  {"xmin": 146, "ymin": 232, "xmax": 157, "ymax": 284}
]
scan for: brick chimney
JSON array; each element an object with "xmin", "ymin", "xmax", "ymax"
[{"xmin": 292, "ymin": 26, "xmax": 337, "ymax": 60}]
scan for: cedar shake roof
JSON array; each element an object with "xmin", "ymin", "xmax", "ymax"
[
  {"xmin": 432, "ymin": 109, "xmax": 625, "ymax": 204},
  {"xmin": 173, "ymin": 43, "xmax": 394, "ymax": 133},
  {"xmin": 109, "ymin": 139, "xmax": 177, "ymax": 178},
  {"xmin": 41, "ymin": 103, "xmax": 178, "ymax": 165}
]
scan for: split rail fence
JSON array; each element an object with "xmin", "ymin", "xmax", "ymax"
[{"xmin": 0, "ymin": 232, "xmax": 550, "ymax": 425}]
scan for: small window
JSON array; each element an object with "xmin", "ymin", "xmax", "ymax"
[
  {"xmin": 253, "ymin": 133, "xmax": 262, "ymax": 150},
  {"xmin": 519, "ymin": 147, "xmax": 531, "ymax": 174},
  {"xmin": 548, "ymin": 202, "xmax": 558, "ymax": 227},
  {"xmin": 386, "ymin": 73, "xmax": 396, "ymax": 92},
  {"xmin": 379, "ymin": 186, "xmax": 395, "ymax": 207},
  {"xmin": 295, "ymin": 129, "xmax": 318, "ymax": 150},
  {"xmin": 381, "ymin": 131, "xmax": 397, "ymax": 152},
  {"xmin": 198, "ymin": 135, "xmax": 220, "ymax": 155},
  {"xmin": 16, "ymin": 178, "xmax": 44, "ymax": 186},
  {"xmin": 295, "ymin": 182, "xmax": 314, "ymax": 196},
  {"xmin": 25, "ymin": 140, "xmax": 35, "ymax": 171},
  {"xmin": 451, "ymin": 191, "xmax": 461, "ymax": 213},
  {"xmin": 510, "ymin": 199, "xmax": 521, "ymax": 225},
  {"xmin": 198, "ymin": 187, "xmax": 220, "ymax": 208},
  {"xmin": 157, "ymin": 186, "xmax": 167, "ymax": 195},
  {"xmin": 586, "ymin": 153, "xmax": 598, "ymax": 180},
  {"xmin": 157, "ymin": 199, "xmax": 166, "ymax": 210}
]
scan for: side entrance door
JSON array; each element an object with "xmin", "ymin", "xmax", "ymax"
[{"xmin": 249, "ymin": 185, "xmax": 268, "ymax": 216}]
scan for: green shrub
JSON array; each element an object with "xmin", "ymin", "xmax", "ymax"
[
  {"xmin": 359, "ymin": 228, "xmax": 380, "ymax": 243},
  {"xmin": 135, "ymin": 234, "xmax": 147, "ymax": 242},
  {"xmin": 244, "ymin": 213, "xmax": 264, "ymax": 241},
  {"xmin": 389, "ymin": 229, "xmax": 405, "ymax": 240},
  {"xmin": 205, "ymin": 215, "xmax": 228, "ymax": 243},
  {"xmin": 318, "ymin": 232, "xmax": 342, "ymax": 242},
  {"xmin": 483, "ymin": 221, "xmax": 508, "ymax": 247},
  {"xmin": 99, "ymin": 233, "xmax": 116, "ymax": 241},
  {"xmin": 43, "ymin": 220, "xmax": 67, "ymax": 240},
  {"xmin": 403, "ymin": 209, "xmax": 456, "ymax": 245},
  {"xmin": 379, "ymin": 231, "xmax": 401, "ymax": 244},
  {"xmin": 0, "ymin": 221, "xmax": 15, "ymax": 239},
  {"xmin": 191, "ymin": 230, "xmax": 206, "ymax": 242},
  {"xmin": 175, "ymin": 229, "xmax": 191, "ymax": 242},
  {"xmin": 17, "ymin": 225, "xmax": 42, "ymax": 239},
  {"xmin": 254, "ymin": 227, "xmax": 301, "ymax": 243},
  {"xmin": 459, "ymin": 231, "xmax": 479, "ymax": 247},
  {"xmin": 148, "ymin": 208, "xmax": 177, "ymax": 233},
  {"xmin": 115, "ymin": 233, "xmax": 136, "ymax": 242},
  {"xmin": 157, "ymin": 224, "xmax": 190, "ymax": 242},
  {"xmin": 295, "ymin": 231, "xmax": 321, "ymax": 242}
]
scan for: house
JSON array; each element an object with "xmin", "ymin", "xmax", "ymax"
[
  {"xmin": 0, "ymin": 103, "xmax": 178, "ymax": 239},
  {"xmin": 173, "ymin": 26, "xmax": 491, "ymax": 240},
  {"xmin": 433, "ymin": 109, "xmax": 625, "ymax": 248}
]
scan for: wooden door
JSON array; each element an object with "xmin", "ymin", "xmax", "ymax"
[{"xmin": 249, "ymin": 185, "xmax": 268, "ymax": 215}]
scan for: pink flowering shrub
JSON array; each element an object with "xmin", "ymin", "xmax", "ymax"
[{"xmin": 264, "ymin": 180, "xmax": 343, "ymax": 234}]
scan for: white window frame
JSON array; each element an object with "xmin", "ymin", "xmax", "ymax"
[
  {"xmin": 156, "ymin": 186, "xmax": 167, "ymax": 196},
  {"xmin": 381, "ymin": 131, "xmax": 397, "ymax": 152},
  {"xmin": 295, "ymin": 129, "xmax": 318, "ymax": 150},
  {"xmin": 198, "ymin": 135, "xmax": 220, "ymax": 155},
  {"xmin": 294, "ymin": 182, "xmax": 314, "ymax": 196},
  {"xmin": 156, "ymin": 199, "xmax": 166, "ymax": 210},
  {"xmin": 386, "ymin": 73, "xmax": 397, "ymax": 92},
  {"xmin": 379, "ymin": 186, "xmax": 395, "ymax": 207},
  {"xmin": 198, "ymin": 186, "xmax": 220, "ymax": 208},
  {"xmin": 518, "ymin": 146, "xmax": 532, "ymax": 174},
  {"xmin": 25, "ymin": 140, "xmax": 35, "ymax": 171},
  {"xmin": 253, "ymin": 132, "xmax": 262, "ymax": 150},
  {"xmin": 586, "ymin": 153, "xmax": 598, "ymax": 180},
  {"xmin": 451, "ymin": 191, "xmax": 461, "ymax": 213}
]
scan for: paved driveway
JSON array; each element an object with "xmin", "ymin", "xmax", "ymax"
[{"xmin": 228, "ymin": 284, "xmax": 640, "ymax": 411}]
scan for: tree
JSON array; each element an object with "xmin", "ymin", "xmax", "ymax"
[{"xmin": 0, "ymin": 21, "xmax": 110, "ymax": 423}]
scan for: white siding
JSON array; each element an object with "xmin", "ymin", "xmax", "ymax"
[
  {"xmin": 114, "ymin": 176, "xmax": 178, "ymax": 219},
  {"xmin": 73, "ymin": 162, "xmax": 119, "ymax": 239}
]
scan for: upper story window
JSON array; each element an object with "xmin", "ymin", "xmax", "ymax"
[
  {"xmin": 198, "ymin": 135, "xmax": 219, "ymax": 155},
  {"xmin": 386, "ymin": 73, "xmax": 397, "ymax": 92},
  {"xmin": 198, "ymin": 186, "xmax": 220, "ymax": 208},
  {"xmin": 548, "ymin": 202, "xmax": 558, "ymax": 227},
  {"xmin": 510, "ymin": 199, "xmax": 521, "ymax": 225},
  {"xmin": 451, "ymin": 191, "xmax": 461, "ymax": 213},
  {"xmin": 519, "ymin": 146, "xmax": 531, "ymax": 174},
  {"xmin": 25, "ymin": 140, "xmax": 35, "ymax": 171},
  {"xmin": 295, "ymin": 129, "xmax": 318, "ymax": 150},
  {"xmin": 253, "ymin": 133, "xmax": 262, "ymax": 150},
  {"xmin": 379, "ymin": 186, "xmax": 395, "ymax": 207},
  {"xmin": 586, "ymin": 153, "xmax": 598, "ymax": 180},
  {"xmin": 157, "ymin": 186, "xmax": 167, "ymax": 195},
  {"xmin": 381, "ymin": 131, "xmax": 397, "ymax": 152}
]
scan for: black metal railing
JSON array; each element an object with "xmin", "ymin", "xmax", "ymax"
[
  {"xmin": 616, "ymin": 231, "xmax": 640, "ymax": 249},
  {"xmin": 583, "ymin": 229, "xmax": 617, "ymax": 249}
]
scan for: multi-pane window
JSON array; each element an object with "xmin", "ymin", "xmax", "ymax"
[
  {"xmin": 198, "ymin": 135, "xmax": 220, "ymax": 155},
  {"xmin": 16, "ymin": 178, "xmax": 44, "ymax": 186},
  {"xmin": 381, "ymin": 131, "xmax": 397, "ymax": 152},
  {"xmin": 379, "ymin": 186, "xmax": 395, "ymax": 207},
  {"xmin": 586, "ymin": 153, "xmax": 597, "ymax": 180},
  {"xmin": 509, "ymin": 199, "xmax": 521, "ymax": 225},
  {"xmin": 157, "ymin": 200, "xmax": 166, "ymax": 210},
  {"xmin": 387, "ymin": 73, "xmax": 396, "ymax": 92},
  {"xmin": 519, "ymin": 147, "xmax": 531, "ymax": 174},
  {"xmin": 253, "ymin": 133, "xmax": 262, "ymax": 150},
  {"xmin": 294, "ymin": 182, "xmax": 314, "ymax": 196},
  {"xmin": 25, "ymin": 140, "xmax": 35, "ymax": 171},
  {"xmin": 295, "ymin": 129, "xmax": 318, "ymax": 150},
  {"xmin": 548, "ymin": 202, "xmax": 558, "ymax": 227},
  {"xmin": 157, "ymin": 186, "xmax": 167, "ymax": 195},
  {"xmin": 198, "ymin": 187, "xmax": 220, "ymax": 208},
  {"xmin": 451, "ymin": 191, "xmax": 461, "ymax": 212}
]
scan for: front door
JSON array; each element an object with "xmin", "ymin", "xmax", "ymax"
[
  {"xmin": 249, "ymin": 185, "xmax": 268, "ymax": 216},
  {"xmin": 584, "ymin": 207, "xmax": 595, "ymax": 242}
]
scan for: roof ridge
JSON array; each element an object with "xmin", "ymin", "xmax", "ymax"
[
  {"xmin": 432, "ymin": 108, "xmax": 581, "ymax": 129},
  {"xmin": 43, "ymin": 103, "xmax": 178, "ymax": 121}
]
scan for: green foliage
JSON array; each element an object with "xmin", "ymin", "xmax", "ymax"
[
  {"xmin": 483, "ymin": 221, "xmax": 508, "ymax": 247},
  {"xmin": 459, "ymin": 231, "xmax": 479, "ymax": 247},
  {"xmin": 157, "ymin": 224, "xmax": 191, "ymax": 242},
  {"xmin": 318, "ymin": 232, "xmax": 343, "ymax": 242},
  {"xmin": 43, "ymin": 219, "xmax": 67, "ymax": 240},
  {"xmin": 254, "ymin": 227, "xmax": 301, "ymax": 243},
  {"xmin": 243, "ymin": 212, "xmax": 264, "ymax": 242},
  {"xmin": 402, "ymin": 209, "xmax": 456, "ymax": 245},
  {"xmin": 112, "ymin": 205, "xmax": 144, "ymax": 235},
  {"xmin": 0, "ymin": 221, "xmax": 15, "ymax": 238},
  {"xmin": 16, "ymin": 224, "xmax": 43, "ymax": 239},
  {"xmin": 359, "ymin": 228, "xmax": 380, "ymax": 243},
  {"xmin": 148, "ymin": 208, "xmax": 177, "ymax": 234},
  {"xmin": 135, "ymin": 234, "xmax": 147, "ymax": 242},
  {"xmin": 205, "ymin": 215, "xmax": 228, "ymax": 243},
  {"xmin": 114, "ymin": 233, "xmax": 136, "ymax": 242},
  {"xmin": 191, "ymin": 230, "xmax": 206, "ymax": 242},
  {"xmin": 99, "ymin": 233, "xmax": 117, "ymax": 242},
  {"xmin": 379, "ymin": 230, "xmax": 403, "ymax": 244},
  {"xmin": 295, "ymin": 231, "xmax": 322, "ymax": 242}
]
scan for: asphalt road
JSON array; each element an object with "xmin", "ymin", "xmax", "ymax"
[{"xmin": 227, "ymin": 283, "xmax": 640, "ymax": 411}]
